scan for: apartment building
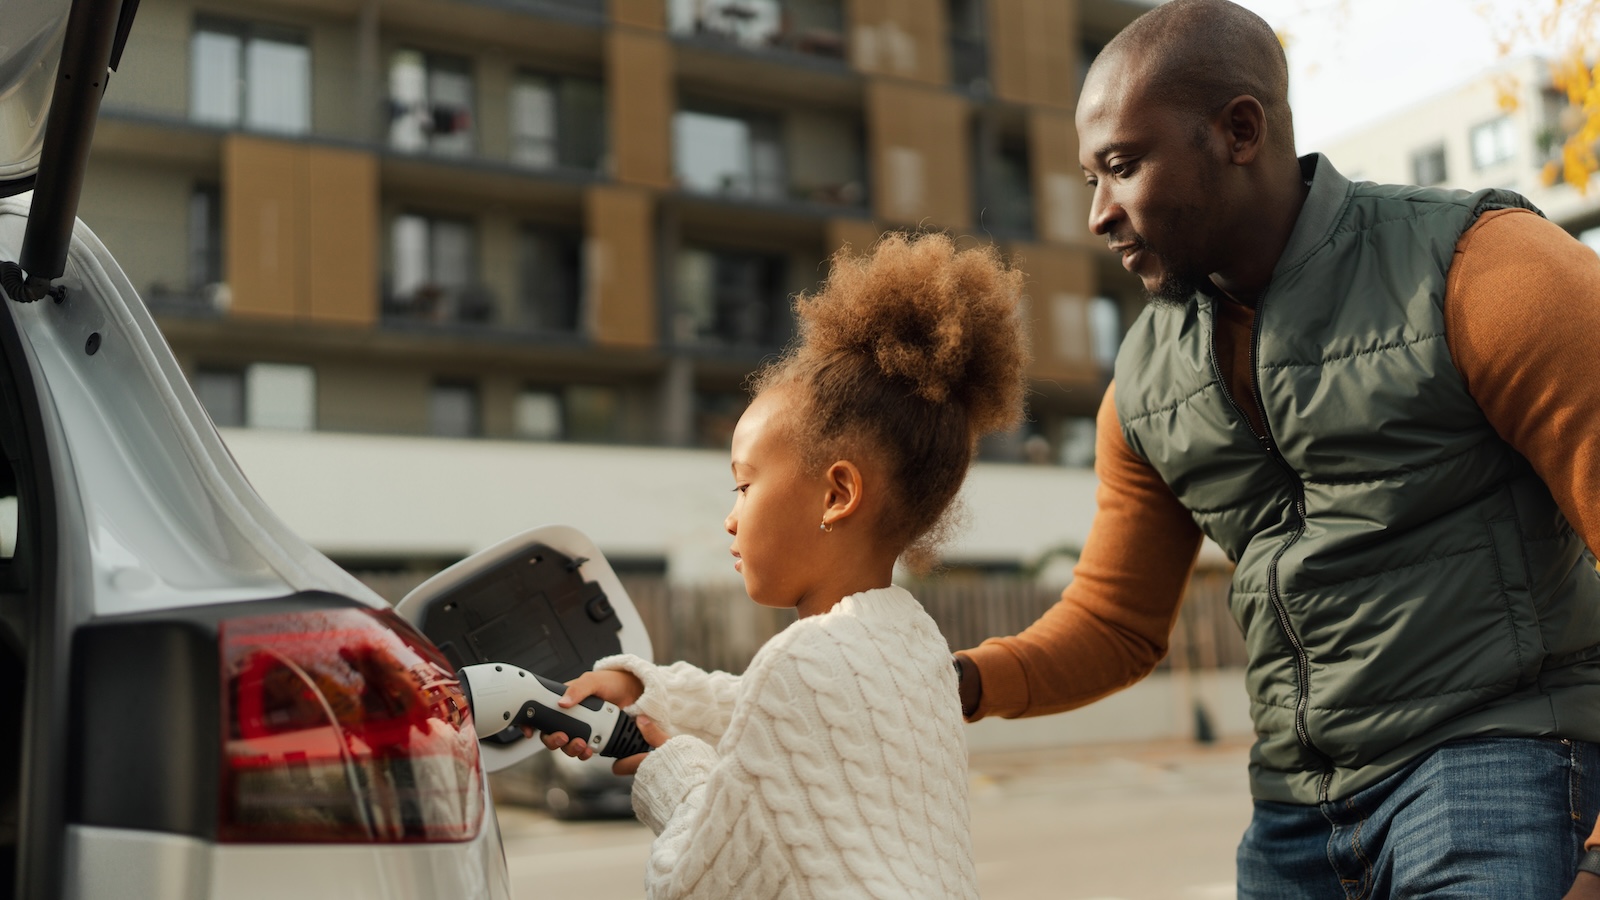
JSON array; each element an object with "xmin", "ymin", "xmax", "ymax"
[
  {"xmin": 78, "ymin": 0, "xmax": 1153, "ymax": 579},
  {"xmin": 1322, "ymin": 56, "xmax": 1600, "ymax": 249}
]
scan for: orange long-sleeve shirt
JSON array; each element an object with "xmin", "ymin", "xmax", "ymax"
[{"xmin": 962, "ymin": 208, "xmax": 1600, "ymax": 843}]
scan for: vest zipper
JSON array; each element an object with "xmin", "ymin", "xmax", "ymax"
[{"xmin": 1208, "ymin": 297, "xmax": 1335, "ymax": 802}]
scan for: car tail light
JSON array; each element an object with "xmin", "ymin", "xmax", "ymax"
[{"xmin": 218, "ymin": 607, "xmax": 483, "ymax": 843}]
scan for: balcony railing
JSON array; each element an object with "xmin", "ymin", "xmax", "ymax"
[
  {"xmin": 494, "ymin": 0, "xmax": 605, "ymax": 17},
  {"xmin": 670, "ymin": 0, "xmax": 846, "ymax": 61}
]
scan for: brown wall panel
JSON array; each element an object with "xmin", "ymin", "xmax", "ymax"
[
  {"xmin": 608, "ymin": 30, "xmax": 674, "ymax": 189},
  {"xmin": 1012, "ymin": 242, "xmax": 1100, "ymax": 383},
  {"xmin": 988, "ymin": 0, "xmax": 1080, "ymax": 109},
  {"xmin": 1029, "ymin": 108, "xmax": 1089, "ymax": 245},
  {"xmin": 866, "ymin": 82, "xmax": 971, "ymax": 227},
  {"xmin": 825, "ymin": 217, "xmax": 884, "ymax": 260},
  {"xmin": 586, "ymin": 186, "xmax": 657, "ymax": 348},
  {"xmin": 305, "ymin": 146, "xmax": 379, "ymax": 327},
  {"xmin": 610, "ymin": 0, "xmax": 665, "ymax": 31},
  {"xmin": 848, "ymin": 0, "xmax": 948, "ymax": 86},
  {"xmin": 225, "ymin": 135, "xmax": 306, "ymax": 321}
]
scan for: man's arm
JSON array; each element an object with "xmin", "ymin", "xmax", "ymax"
[
  {"xmin": 956, "ymin": 383, "xmax": 1203, "ymax": 720},
  {"xmin": 1444, "ymin": 208, "xmax": 1600, "ymax": 870}
]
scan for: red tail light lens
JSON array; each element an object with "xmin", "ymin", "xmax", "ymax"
[{"xmin": 219, "ymin": 607, "xmax": 483, "ymax": 843}]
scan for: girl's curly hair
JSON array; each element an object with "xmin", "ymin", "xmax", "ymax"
[{"xmin": 752, "ymin": 232, "xmax": 1029, "ymax": 567}]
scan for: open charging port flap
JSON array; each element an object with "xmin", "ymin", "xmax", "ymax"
[{"xmin": 396, "ymin": 525, "xmax": 653, "ymax": 773}]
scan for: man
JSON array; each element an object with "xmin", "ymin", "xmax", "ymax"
[{"xmin": 953, "ymin": 0, "xmax": 1600, "ymax": 896}]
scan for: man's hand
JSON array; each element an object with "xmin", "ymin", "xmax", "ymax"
[
  {"xmin": 530, "ymin": 669, "xmax": 646, "ymax": 761},
  {"xmin": 610, "ymin": 715, "xmax": 669, "ymax": 776},
  {"xmin": 1565, "ymin": 871, "xmax": 1600, "ymax": 900}
]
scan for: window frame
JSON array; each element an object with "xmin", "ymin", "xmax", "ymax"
[
  {"xmin": 1469, "ymin": 115, "xmax": 1517, "ymax": 171},
  {"xmin": 1411, "ymin": 143, "xmax": 1448, "ymax": 187},
  {"xmin": 189, "ymin": 16, "xmax": 312, "ymax": 134}
]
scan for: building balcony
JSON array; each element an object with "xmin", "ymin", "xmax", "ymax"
[{"xmin": 668, "ymin": 0, "xmax": 847, "ymax": 64}]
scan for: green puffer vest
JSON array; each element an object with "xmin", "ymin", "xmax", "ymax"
[{"xmin": 1115, "ymin": 154, "xmax": 1600, "ymax": 805}]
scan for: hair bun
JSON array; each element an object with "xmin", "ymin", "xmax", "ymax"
[{"xmin": 796, "ymin": 232, "xmax": 1028, "ymax": 437}]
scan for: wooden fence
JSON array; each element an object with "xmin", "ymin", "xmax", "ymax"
[
  {"xmin": 358, "ymin": 566, "xmax": 1247, "ymax": 676},
  {"xmin": 621, "ymin": 568, "xmax": 1247, "ymax": 674}
]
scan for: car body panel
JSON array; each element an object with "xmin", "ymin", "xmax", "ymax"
[
  {"xmin": 0, "ymin": 194, "xmax": 387, "ymax": 617},
  {"xmin": 0, "ymin": 195, "xmax": 514, "ymax": 896},
  {"xmin": 65, "ymin": 781, "xmax": 511, "ymax": 900}
]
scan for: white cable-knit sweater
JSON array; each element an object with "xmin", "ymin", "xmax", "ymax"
[{"xmin": 595, "ymin": 585, "xmax": 977, "ymax": 899}]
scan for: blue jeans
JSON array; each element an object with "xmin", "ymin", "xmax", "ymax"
[{"xmin": 1237, "ymin": 737, "xmax": 1600, "ymax": 899}]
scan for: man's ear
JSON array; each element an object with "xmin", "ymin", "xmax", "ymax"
[
  {"xmin": 1220, "ymin": 94, "xmax": 1267, "ymax": 165},
  {"xmin": 821, "ymin": 460, "xmax": 865, "ymax": 527}
]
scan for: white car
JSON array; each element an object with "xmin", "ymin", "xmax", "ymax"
[{"xmin": 0, "ymin": 1, "xmax": 647, "ymax": 897}]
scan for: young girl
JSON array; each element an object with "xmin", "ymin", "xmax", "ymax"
[{"xmin": 542, "ymin": 233, "xmax": 1027, "ymax": 898}]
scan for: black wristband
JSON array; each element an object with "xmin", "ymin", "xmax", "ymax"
[
  {"xmin": 1579, "ymin": 848, "xmax": 1600, "ymax": 877},
  {"xmin": 952, "ymin": 655, "xmax": 964, "ymax": 683}
]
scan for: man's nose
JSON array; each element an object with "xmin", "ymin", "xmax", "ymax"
[
  {"xmin": 724, "ymin": 511, "xmax": 737, "ymax": 536},
  {"xmin": 1088, "ymin": 183, "xmax": 1119, "ymax": 236}
]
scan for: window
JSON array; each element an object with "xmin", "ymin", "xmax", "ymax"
[
  {"xmin": 194, "ymin": 363, "xmax": 315, "ymax": 430},
  {"xmin": 947, "ymin": 0, "xmax": 987, "ymax": 90},
  {"xmin": 429, "ymin": 381, "xmax": 480, "ymax": 438},
  {"xmin": 1058, "ymin": 417, "xmax": 1096, "ymax": 468},
  {"xmin": 565, "ymin": 385, "xmax": 622, "ymax": 443},
  {"xmin": 787, "ymin": 110, "xmax": 865, "ymax": 206},
  {"xmin": 1411, "ymin": 143, "xmax": 1448, "ymax": 187},
  {"xmin": 388, "ymin": 50, "xmax": 475, "ymax": 156},
  {"xmin": 513, "ymin": 389, "xmax": 564, "ymax": 441},
  {"xmin": 387, "ymin": 213, "xmax": 493, "ymax": 324},
  {"xmin": 1089, "ymin": 296, "xmax": 1121, "ymax": 368},
  {"xmin": 674, "ymin": 246, "xmax": 791, "ymax": 349},
  {"xmin": 695, "ymin": 391, "xmax": 748, "ymax": 449},
  {"xmin": 512, "ymin": 385, "xmax": 627, "ymax": 443},
  {"xmin": 247, "ymin": 363, "xmax": 316, "ymax": 430},
  {"xmin": 975, "ymin": 121, "xmax": 1033, "ymax": 236},
  {"xmin": 195, "ymin": 368, "xmax": 245, "ymax": 428},
  {"xmin": 509, "ymin": 72, "xmax": 605, "ymax": 171},
  {"xmin": 188, "ymin": 184, "xmax": 222, "ymax": 291},
  {"xmin": 517, "ymin": 226, "xmax": 583, "ymax": 332},
  {"xmin": 674, "ymin": 108, "xmax": 785, "ymax": 201},
  {"xmin": 190, "ymin": 20, "xmax": 310, "ymax": 133},
  {"xmin": 1470, "ymin": 116, "xmax": 1517, "ymax": 170}
]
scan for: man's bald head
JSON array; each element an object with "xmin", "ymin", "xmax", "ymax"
[{"xmin": 1092, "ymin": 0, "xmax": 1294, "ymax": 153}]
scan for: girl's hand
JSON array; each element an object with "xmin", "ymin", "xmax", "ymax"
[
  {"xmin": 532, "ymin": 669, "xmax": 646, "ymax": 761},
  {"xmin": 611, "ymin": 715, "xmax": 668, "ymax": 776}
]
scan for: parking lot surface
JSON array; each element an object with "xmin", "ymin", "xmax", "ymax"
[{"xmin": 496, "ymin": 738, "xmax": 1254, "ymax": 899}]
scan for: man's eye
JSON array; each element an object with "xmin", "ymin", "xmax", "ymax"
[
  {"xmin": 732, "ymin": 484, "xmax": 749, "ymax": 494},
  {"xmin": 1109, "ymin": 161, "xmax": 1135, "ymax": 177}
]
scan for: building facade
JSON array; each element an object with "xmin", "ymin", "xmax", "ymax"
[
  {"xmin": 1321, "ymin": 56, "xmax": 1600, "ymax": 248},
  {"xmin": 81, "ymin": 0, "xmax": 1152, "ymax": 578}
]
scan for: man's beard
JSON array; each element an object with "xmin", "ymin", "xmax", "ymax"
[
  {"xmin": 1137, "ymin": 243, "xmax": 1209, "ymax": 309},
  {"xmin": 1146, "ymin": 268, "xmax": 1209, "ymax": 309}
]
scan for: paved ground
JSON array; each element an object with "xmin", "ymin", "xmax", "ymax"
[{"xmin": 496, "ymin": 739, "xmax": 1254, "ymax": 899}]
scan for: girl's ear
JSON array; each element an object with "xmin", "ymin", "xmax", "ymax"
[{"xmin": 821, "ymin": 459, "xmax": 865, "ymax": 527}]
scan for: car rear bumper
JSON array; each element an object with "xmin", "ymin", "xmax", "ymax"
[{"xmin": 64, "ymin": 793, "xmax": 510, "ymax": 900}]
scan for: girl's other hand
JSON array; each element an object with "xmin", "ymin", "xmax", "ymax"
[
  {"xmin": 611, "ymin": 715, "xmax": 668, "ymax": 776},
  {"xmin": 535, "ymin": 669, "xmax": 646, "ymax": 760}
]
